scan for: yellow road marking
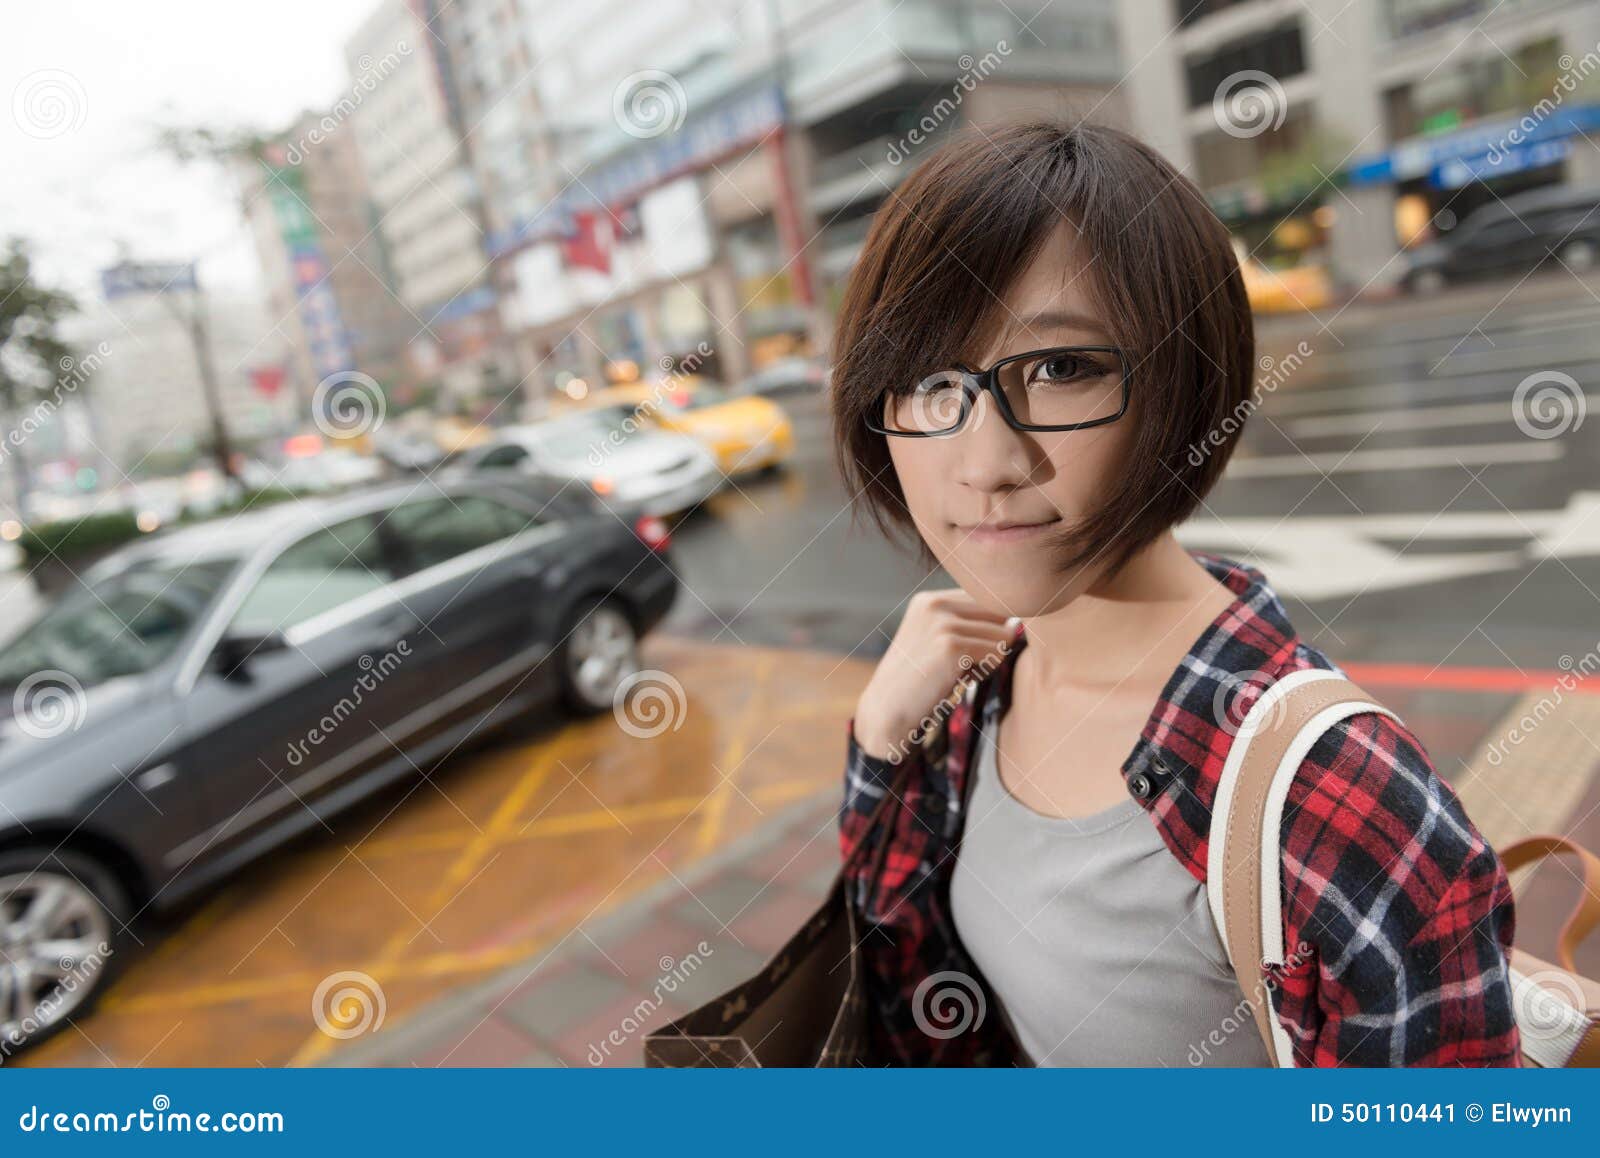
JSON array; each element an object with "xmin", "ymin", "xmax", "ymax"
[
  {"xmin": 96, "ymin": 780, "xmax": 833, "ymax": 1019},
  {"xmin": 286, "ymin": 732, "xmax": 576, "ymax": 1066},
  {"xmin": 692, "ymin": 652, "xmax": 779, "ymax": 857}
]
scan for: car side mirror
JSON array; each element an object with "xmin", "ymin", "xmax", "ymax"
[{"xmin": 211, "ymin": 628, "xmax": 289, "ymax": 677}]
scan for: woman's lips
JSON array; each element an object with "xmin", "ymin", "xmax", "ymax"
[{"xmin": 955, "ymin": 518, "xmax": 1061, "ymax": 543}]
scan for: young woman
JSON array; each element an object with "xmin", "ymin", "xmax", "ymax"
[{"xmin": 832, "ymin": 122, "xmax": 1520, "ymax": 1067}]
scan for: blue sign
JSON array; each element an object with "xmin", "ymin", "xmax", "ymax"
[
  {"xmin": 1346, "ymin": 101, "xmax": 1600, "ymax": 187},
  {"xmin": 1433, "ymin": 137, "xmax": 1572, "ymax": 188},
  {"xmin": 100, "ymin": 262, "xmax": 197, "ymax": 300}
]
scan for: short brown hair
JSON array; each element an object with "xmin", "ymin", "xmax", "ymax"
[{"xmin": 831, "ymin": 121, "xmax": 1254, "ymax": 579}]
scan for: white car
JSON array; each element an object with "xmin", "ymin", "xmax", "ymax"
[{"xmin": 458, "ymin": 407, "xmax": 723, "ymax": 516}]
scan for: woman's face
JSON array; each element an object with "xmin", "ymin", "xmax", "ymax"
[{"xmin": 886, "ymin": 223, "xmax": 1135, "ymax": 618}]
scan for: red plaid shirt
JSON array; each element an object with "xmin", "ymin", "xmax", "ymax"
[{"xmin": 841, "ymin": 553, "xmax": 1520, "ymax": 1066}]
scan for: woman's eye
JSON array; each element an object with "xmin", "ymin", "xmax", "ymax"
[{"xmin": 1032, "ymin": 355, "xmax": 1090, "ymax": 383}]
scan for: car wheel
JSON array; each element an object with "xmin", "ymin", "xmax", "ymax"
[
  {"xmin": 1409, "ymin": 268, "xmax": 1446, "ymax": 294},
  {"xmin": 0, "ymin": 848, "xmax": 128, "ymax": 1053},
  {"xmin": 557, "ymin": 598, "xmax": 641, "ymax": 714},
  {"xmin": 1561, "ymin": 239, "xmax": 1598, "ymax": 271}
]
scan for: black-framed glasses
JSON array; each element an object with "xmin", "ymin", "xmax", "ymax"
[{"xmin": 867, "ymin": 345, "xmax": 1131, "ymax": 436}]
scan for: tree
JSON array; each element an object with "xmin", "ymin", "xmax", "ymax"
[{"xmin": 0, "ymin": 240, "xmax": 78, "ymax": 516}]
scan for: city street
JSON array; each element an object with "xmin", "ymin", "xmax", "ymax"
[{"xmin": 18, "ymin": 269, "xmax": 1600, "ymax": 1067}]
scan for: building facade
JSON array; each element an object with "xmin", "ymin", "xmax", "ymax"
[
  {"xmin": 343, "ymin": 0, "xmax": 503, "ymax": 402},
  {"xmin": 426, "ymin": 0, "xmax": 1127, "ymax": 412},
  {"xmin": 1117, "ymin": 0, "xmax": 1600, "ymax": 291}
]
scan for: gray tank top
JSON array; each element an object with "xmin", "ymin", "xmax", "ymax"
[{"xmin": 949, "ymin": 717, "xmax": 1271, "ymax": 1067}]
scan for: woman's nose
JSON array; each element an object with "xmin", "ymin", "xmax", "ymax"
[{"xmin": 950, "ymin": 390, "xmax": 1033, "ymax": 492}]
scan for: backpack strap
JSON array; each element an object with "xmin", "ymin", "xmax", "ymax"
[{"xmin": 1207, "ymin": 670, "xmax": 1396, "ymax": 1067}]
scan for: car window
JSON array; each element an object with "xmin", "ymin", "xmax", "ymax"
[
  {"xmin": 477, "ymin": 443, "xmax": 529, "ymax": 469},
  {"xmin": 0, "ymin": 558, "xmax": 236, "ymax": 688},
  {"xmin": 386, "ymin": 496, "xmax": 539, "ymax": 574},
  {"xmin": 231, "ymin": 516, "xmax": 393, "ymax": 635},
  {"xmin": 1474, "ymin": 218, "xmax": 1535, "ymax": 245}
]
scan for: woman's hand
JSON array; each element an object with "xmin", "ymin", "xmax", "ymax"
[{"xmin": 853, "ymin": 590, "xmax": 1016, "ymax": 761}]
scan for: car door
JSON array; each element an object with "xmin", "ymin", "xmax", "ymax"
[
  {"xmin": 1457, "ymin": 216, "xmax": 1535, "ymax": 277},
  {"xmin": 378, "ymin": 493, "xmax": 566, "ymax": 740},
  {"xmin": 170, "ymin": 514, "xmax": 423, "ymax": 865}
]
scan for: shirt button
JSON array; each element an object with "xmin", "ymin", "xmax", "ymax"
[{"xmin": 1128, "ymin": 772, "xmax": 1154, "ymax": 800}]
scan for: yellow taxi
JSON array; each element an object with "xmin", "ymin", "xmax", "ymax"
[
  {"xmin": 574, "ymin": 378, "xmax": 794, "ymax": 476},
  {"xmin": 1232, "ymin": 240, "xmax": 1333, "ymax": 313}
]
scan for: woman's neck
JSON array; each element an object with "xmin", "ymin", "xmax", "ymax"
[{"xmin": 1017, "ymin": 533, "xmax": 1236, "ymax": 691}]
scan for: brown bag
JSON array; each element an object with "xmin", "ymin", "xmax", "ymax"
[
  {"xmin": 643, "ymin": 770, "xmax": 905, "ymax": 1067},
  {"xmin": 1216, "ymin": 672, "xmax": 1600, "ymax": 1068}
]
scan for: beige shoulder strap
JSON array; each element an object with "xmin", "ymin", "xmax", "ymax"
[{"xmin": 1207, "ymin": 670, "xmax": 1395, "ymax": 1067}]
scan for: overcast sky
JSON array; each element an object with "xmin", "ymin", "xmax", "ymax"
[{"xmin": 4, "ymin": 0, "xmax": 382, "ymax": 302}]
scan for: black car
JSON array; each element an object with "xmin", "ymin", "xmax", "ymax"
[
  {"xmin": 1403, "ymin": 187, "xmax": 1600, "ymax": 292},
  {"xmin": 0, "ymin": 475, "xmax": 677, "ymax": 1050}
]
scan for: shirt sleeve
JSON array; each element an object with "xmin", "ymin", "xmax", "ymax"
[
  {"xmin": 1275, "ymin": 710, "xmax": 1522, "ymax": 1067},
  {"xmin": 840, "ymin": 718, "xmax": 918, "ymax": 865}
]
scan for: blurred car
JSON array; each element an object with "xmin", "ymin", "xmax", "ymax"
[
  {"xmin": 373, "ymin": 426, "xmax": 447, "ymax": 473},
  {"xmin": 1403, "ymin": 188, "xmax": 1600, "ymax": 293},
  {"xmin": 454, "ymin": 408, "xmax": 722, "ymax": 516},
  {"xmin": 733, "ymin": 356, "xmax": 829, "ymax": 396},
  {"xmin": 1232, "ymin": 240, "xmax": 1333, "ymax": 312},
  {"xmin": 579, "ymin": 379, "xmax": 794, "ymax": 476},
  {"xmin": 0, "ymin": 475, "xmax": 677, "ymax": 1050}
]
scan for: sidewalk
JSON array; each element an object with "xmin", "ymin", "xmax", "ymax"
[{"xmin": 324, "ymin": 789, "xmax": 843, "ymax": 1067}]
